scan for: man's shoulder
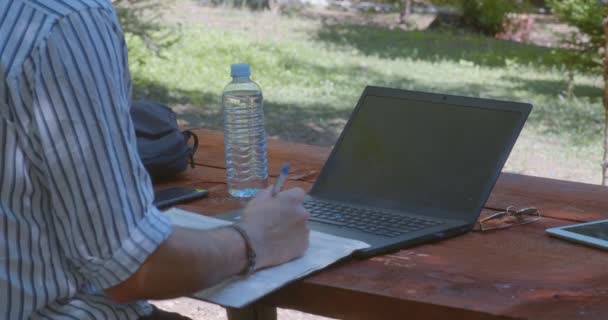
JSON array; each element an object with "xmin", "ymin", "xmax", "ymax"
[
  {"xmin": 21, "ymin": 0, "xmax": 114, "ymax": 19},
  {"xmin": 1, "ymin": 0, "xmax": 118, "ymax": 79}
]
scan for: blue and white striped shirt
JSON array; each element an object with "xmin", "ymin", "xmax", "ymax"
[{"xmin": 1, "ymin": 0, "xmax": 173, "ymax": 319}]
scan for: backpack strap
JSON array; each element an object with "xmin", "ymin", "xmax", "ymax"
[{"xmin": 182, "ymin": 130, "xmax": 199, "ymax": 168}]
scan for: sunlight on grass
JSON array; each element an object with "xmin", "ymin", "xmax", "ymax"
[{"xmin": 127, "ymin": 6, "xmax": 605, "ymax": 183}]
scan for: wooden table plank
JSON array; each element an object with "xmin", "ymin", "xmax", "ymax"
[
  {"xmin": 264, "ymin": 282, "xmax": 516, "ymax": 320},
  {"xmin": 265, "ymin": 215, "xmax": 608, "ymax": 320},
  {"xmin": 190, "ymin": 129, "xmax": 608, "ymax": 221},
  {"xmin": 226, "ymin": 305, "xmax": 277, "ymax": 320},
  {"xmin": 489, "ymin": 173, "xmax": 608, "ymax": 222},
  {"xmin": 191, "ymin": 129, "xmax": 328, "ymax": 182},
  {"xmin": 172, "ymin": 130, "xmax": 608, "ymax": 320},
  {"xmin": 156, "ymin": 165, "xmax": 313, "ymax": 216}
]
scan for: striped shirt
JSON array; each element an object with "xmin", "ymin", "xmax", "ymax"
[{"xmin": 0, "ymin": 0, "xmax": 173, "ymax": 319}]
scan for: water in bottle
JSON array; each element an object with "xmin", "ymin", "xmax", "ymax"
[{"xmin": 222, "ymin": 63, "xmax": 269, "ymax": 198}]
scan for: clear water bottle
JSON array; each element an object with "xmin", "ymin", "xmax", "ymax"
[{"xmin": 222, "ymin": 63, "xmax": 269, "ymax": 198}]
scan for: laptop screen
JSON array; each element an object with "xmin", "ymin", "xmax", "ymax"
[{"xmin": 312, "ymin": 93, "xmax": 524, "ymax": 222}]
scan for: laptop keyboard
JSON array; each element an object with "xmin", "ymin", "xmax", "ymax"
[{"xmin": 303, "ymin": 200, "xmax": 442, "ymax": 238}]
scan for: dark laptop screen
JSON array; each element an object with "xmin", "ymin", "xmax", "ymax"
[{"xmin": 312, "ymin": 94, "xmax": 523, "ymax": 222}]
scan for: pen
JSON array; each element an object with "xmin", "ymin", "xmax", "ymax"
[{"xmin": 271, "ymin": 163, "xmax": 289, "ymax": 197}]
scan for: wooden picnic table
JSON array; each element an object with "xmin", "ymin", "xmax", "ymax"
[{"xmin": 155, "ymin": 129, "xmax": 608, "ymax": 320}]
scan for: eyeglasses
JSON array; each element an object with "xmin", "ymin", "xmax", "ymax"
[{"xmin": 476, "ymin": 206, "xmax": 541, "ymax": 231}]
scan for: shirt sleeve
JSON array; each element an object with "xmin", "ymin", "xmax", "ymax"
[{"xmin": 28, "ymin": 7, "xmax": 172, "ymax": 290}]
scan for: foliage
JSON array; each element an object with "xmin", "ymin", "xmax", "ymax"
[
  {"xmin": 426, "ymin": 0, "xmax": 463, "ymax": 5},
  {"xmin": 547, "ymin": 0, "xmax": 604, "ymax": 72},
  {"xmin": 125, "ymin": 5, "xmax": 605, "ymax": 182},
  {"xmin": 546, "ymin": 0, "xmax": 604, "ymax": 98},
  {"xmin": 497, "ymin": 13, "xmax": 535, "ymax": 42},
  {"xmin": 527, "ymin": 0, "xmax": 546, "ymax": 8},
  {"xmin": 113, "ymin": 0, "xmax": 179, "ymax": 63},
  {"xmin": 207, "ymin": 0, "xmax": 269, "ymax": 10},
  {"xmin": 548, "ymin": 0, "xmax": 604, "ymax": 43},
  {"xmin": 461, "ymin": 0, "xmax": 513, "ymax": 35},
  {"xmin": 127, "ymin": 22, "xmax": 603, "ymax": 145}
]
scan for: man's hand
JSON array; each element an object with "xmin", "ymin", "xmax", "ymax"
[
  {"xmin": 238, "ymin": 186, "xmax": 310, "ymax": 270},
  {"xmin": 105, "ymin": 186, "xmax": 310, "ymax": 303}
]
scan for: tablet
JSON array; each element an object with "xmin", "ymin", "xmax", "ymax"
[{"xmin": 546, "ymin": 219, "xmax": 608, "ymax": 251}]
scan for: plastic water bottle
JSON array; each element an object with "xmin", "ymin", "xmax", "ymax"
[{"xmin": 222, "ymin": 63, "xmax": 269, "ymax": 198}]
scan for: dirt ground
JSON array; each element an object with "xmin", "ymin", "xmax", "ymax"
[{"xmin": 152, "ymin": 298, "xmax": 334, "ymax": 319}]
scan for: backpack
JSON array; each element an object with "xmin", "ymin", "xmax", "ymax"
[{"xmin": 130, "ymin": 100, "xmax": 199, "ymax": 180}]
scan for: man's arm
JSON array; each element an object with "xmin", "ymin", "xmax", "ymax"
[
  {"xmin": 104, "ymin": 226, "xmax": 247, "ymax": 303},
  {"xmin": 105, "ymin": 187, "xmax": 310, "ymax": 302},
  {"xmin": 30, "ymin": 6, "xmax": 308, "ymax": 300}
]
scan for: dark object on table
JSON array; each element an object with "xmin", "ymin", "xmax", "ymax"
[
  {"xmin": 154, "ymin": 186, "xmax": 209, "ymax": 209},
  {"xmin": 131, "ymin": 100, "xmax": 199, "ymax": 180}
]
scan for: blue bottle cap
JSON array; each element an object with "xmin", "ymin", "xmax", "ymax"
[{"xmin": 231, "ymin": 63, "xmax": 251, "ymax": 77}]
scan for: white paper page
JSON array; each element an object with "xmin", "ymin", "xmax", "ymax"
[{"xmin": 165, "ymin": 208, "xmax": 370, "ymax": 308}]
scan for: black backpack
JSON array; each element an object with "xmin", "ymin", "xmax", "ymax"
[{"xmin": 130, "ymin": 100, "xmax": 199, "ymax": 180}]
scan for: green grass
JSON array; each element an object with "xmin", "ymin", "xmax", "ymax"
[{"xmin": 127, "ymin": 4, "xmax": 605, "ymax": 183}]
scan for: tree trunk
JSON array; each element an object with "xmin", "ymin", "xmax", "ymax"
[
  {"xmin": 602, "ymin": 16, "xmax": 608, "ymax": 185},
  {"xmin": 566, "ymin": 67, "xmax": 575, "ymax": 100},
  {"xmin": 268, "ymin": 0, "xmax": 280, "ymax": 14},
  {"xmin": 399, "ymin": 0, "xmax": 412, "ymax": 25}
]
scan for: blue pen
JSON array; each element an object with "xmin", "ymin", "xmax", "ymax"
[{"xmin": 272, "ymin": 163, "xmax": 289, "ymax": 197}]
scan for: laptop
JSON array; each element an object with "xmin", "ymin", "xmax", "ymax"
[{"xmin": 220, "ymin": 86, "xmax": 532, "ymax": 257}]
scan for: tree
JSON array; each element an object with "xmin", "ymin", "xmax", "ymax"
[
  {"xmin": 603, "ymin": 13, "xmax": 608, "ymax": 186},
  {"xmin": 547, "ymin": 0, "xmax": 603, "ymax": 97},
  {"xmin": 399, "ymin": 0, "xmax": 413, "ymax": 25},
  {"xmin": 112, "ymin": 0, "xmax": 178, "ymax": 57},
  {"xmin": 461, "ymin": 0, "xmax": 512, "ymax": 35},
  {"xmin": 547, "ymin": 0, "xmax": 608, "ymax": 184}
]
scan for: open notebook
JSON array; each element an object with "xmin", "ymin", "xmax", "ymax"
[{"xmin": 165, "ymin": 208, "xmax": 370, "ymax": 308}]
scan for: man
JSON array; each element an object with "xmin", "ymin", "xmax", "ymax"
[{"xmin": 0, "ymin": 0, "xmax": 310, "ymax": 319}]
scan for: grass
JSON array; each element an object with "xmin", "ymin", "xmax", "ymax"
[{"xmin": 127, "ymin": 2, "xmax": 605, "ymax": 184}]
